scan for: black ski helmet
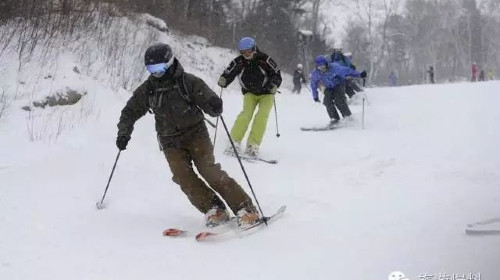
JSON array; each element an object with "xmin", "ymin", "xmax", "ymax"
[{"xmin": 144, "ymin": 43, "xmax": 174, "ymax": 66}]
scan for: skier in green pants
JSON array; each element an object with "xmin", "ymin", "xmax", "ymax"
[{"xmin": 218, "ymin": 37, "xmax": 282, "ymax": 157}]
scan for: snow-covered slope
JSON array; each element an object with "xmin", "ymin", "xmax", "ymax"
[
  {"xmin": 2, "ymin": 81, "xmax": 500, "ymax": 279},
  {"xmin": 1, "ymin": 13, "xmax": 499, "ymax": 280}
]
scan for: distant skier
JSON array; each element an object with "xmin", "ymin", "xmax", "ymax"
[
  {"xmin": 218, "ymin": 37, "xmax": 282, "ymax": 157},
  {"xmin": 389, "ymin": 71, "xmax": 398, "ymax": 86},
  {"xmin": 471, "ymin": 62, "xmax": 478, "ymax": 82},
  {"xmin": 116, "ymin": 43, "xmax": 259, "ymax": 228},
  {"xmin": 427, "ymin": 66, "xmax": 435, "ymax": 84},
  {"xmin": 330, "ymin": 43, "xmax": 354, "ymax": 69},
  {"xmin": 310, "ymin": 55, "xmax": 366, "ymax": 127},
  {"xmin": 330, "ymin": 44, "xmax": 362, "ymax": 98},
  {"xmin": 487, "ymin": 69, "xmax": 495, "ymax": 80},
  {"xmin": 479, "ymin": 69, "xmax": 485, "ymax": 81},
  {"xmin": 292, "ymin": 63, "xmax": 307, "ymax": 94}
]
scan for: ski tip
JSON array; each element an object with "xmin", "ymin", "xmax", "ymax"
[
  {"xmin": 163, "ymin": 228, "xmax": 185, "ymax": 237},
  {"xmin": 252, "ymin": 157, "xmax": 278, "ymax": 164},
  {"xmin": 195, "ymin": 231, "xmax": 216, "ymax": 241},
  {"xmin": 277, "ymin": 205, "xmax": 287, "ymax": 213}
]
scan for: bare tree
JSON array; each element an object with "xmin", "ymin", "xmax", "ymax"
[
  {"xmin": 350, "ymin": 0, "xmax": 399, "ymax": 83},
  {"xmin": 0, "ymin": 88, "xmax": 8, "ymax": 123}
]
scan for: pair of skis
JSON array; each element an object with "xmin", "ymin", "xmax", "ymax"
[
  {"xmin": 301, "ymin": 118, "xmax": 360, "ymax": 131},
  {"xmin": 163, "ymin": 205, "xmax": 286, "ymax": 241},
  {"xmin": 300, "ymin": 122, "xmax": 344, "ymax": 131},
  {"xmin": 465, "ymin": 216, "xmax": 500, "ymax": 236},
  {"xmin": 224, "ymin": 151, "xmax": 278, "ymax": 164},
  {"xmin": 300, "ymin": 126, "xmax": 337, "ymax": 131}
]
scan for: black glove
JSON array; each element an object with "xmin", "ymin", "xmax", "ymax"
[
  {"xmin": 208, "ymin": 96, "xmax": 223, "ymax": 116},
  {"xmin": 360, "ymin": 70, "xmax": 367, "ymax": 78},
  {"xmin": 218, "ymin": 76, "xmax": 227, "ymax": 88},
  {"xmin": 116, "ymin": 135, "xmax": 130, "ymax": 150},
  {"xmin": 314, "ymin": 97, "xmax": 320, "ymax": 103},
  {"xmin": 265, "ymin": 83, "xmax": 278, "ymax": 94}
]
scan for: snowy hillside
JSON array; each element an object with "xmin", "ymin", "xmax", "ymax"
[
  {"xmin": 1, "ymin": 12, "xmax": 500, "ymax": 280},
  {"xmin": 0, "ymin": 12, "xmax": 297, "ymax": 143}
]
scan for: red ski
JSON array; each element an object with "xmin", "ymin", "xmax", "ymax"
[
  {"xmin": 162, "ymin": 228, "xmax": 186, "ymax": 237},
  {"xmin": 163, "ymin": 217, "xmax": 237, "ymax": 237}
]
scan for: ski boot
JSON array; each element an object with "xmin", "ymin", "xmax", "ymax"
[
  {"xmin": 224, "ymin": 141, "xmax": 242, "ymax": 156},
  {"xmin": 236, "ymin": 208, "xmax": 260, "ymax": 229},
  {"xmin": 205, "ymin": 207, "xmax": 230, "ymax": 228},
  {"xmin": 245, "ymin": 144, "xmax": 260, "ymax": 157},
  {"xmin": 342, "ymin": 115, "xmax": 355, "ymax": 124},
  {"xmin": 328, "ymin": 119, "xmax": 339, "ymax": 128}
]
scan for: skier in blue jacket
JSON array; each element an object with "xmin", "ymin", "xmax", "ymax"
[
  {"xmin": 331, "ymin": 48, "xmax": 354, "ymax": 69},
  {"xmin": 331, "ymin": 45, "xmax": 362, "ymax": 99},
  {"xmin": 310, "ymin": 55, "xmax": 366, "ymax": 127}
]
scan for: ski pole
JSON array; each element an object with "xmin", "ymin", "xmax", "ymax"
[
  {"xmin": 273, "ymin": 96, "xmax": 280, "ymax": 137},
  {"xmin": 362, "ymin": 97, "xmax": 365, "ymax": 130},
  {"xmin": 96, "ymin": 150, "xmax": 121, "ymax": 209},
  {"xmin": 219, "ymin": 115, "xmax": 267, "ymax": 224},
  {"xmin": 305, "ymin": 84, "xmax": 313, "ymax": 94},
  {"xmin": 362, "ymin": 90, "xmax": 371, "ymax": 106},
  {"xmin": 212, "ymin": 88, "xmax": 223, "ymax": 147},
  {"xmin": 204, "ymin": 118, "xmax": 216, "ymax": 128}
]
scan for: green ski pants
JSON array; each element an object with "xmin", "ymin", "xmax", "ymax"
[{"xmin": 230, "ymin": 93, "xmax": 274, "ymax": 146}]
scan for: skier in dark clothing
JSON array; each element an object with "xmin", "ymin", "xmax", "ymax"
[
  {"xmin": 330, "ymin": 46, "xmax": 362, "ymax": 98},
  {"xmin": 479, "ymin": 69, "xmax": 485, "ymax": 81},
  {"xmin": 389, "ymin": 71, "xmax": 398, "ymax": 86},
  {"xmin": 292, "ymin": 63, "xmax": 307, "ymax": 94},
  {"xmin": 116, "ymin": 43, "xmax": 259, "ymax": 229},
  {"xmin": 427, "ymin": 66, "xmax": 435, "ymax": 84},
  {"xmin": 310, "ymin": 55, "xmax": 366, "ymax": 127}
]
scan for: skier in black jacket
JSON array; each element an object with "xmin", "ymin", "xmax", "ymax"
[
  {"xmin": 292, "ymin": 63, "xmax": 307, "ymax": 94},
  {"xmin": 217, "ymin": 37, "xmax": 282, "ymax": 157}
]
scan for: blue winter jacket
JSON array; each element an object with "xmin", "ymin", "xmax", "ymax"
[
  {"xmin": 310, "ymin": 62, "xmax": 361, "ymax": 100},
  {"xmin": 331, "ymin": 53, "xmax": 353, "ymax": 68}
]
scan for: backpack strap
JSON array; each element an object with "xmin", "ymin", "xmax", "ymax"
[
  {"xmin": 146, "ymin": 73, "xmax": 199, "ymax": 116},
  {"xmin": 147, "ymin": 80, "xmax": 154, "ymax": 114},
  {"xmin": 175, "ymin": 72, "xmax": 193, "ymax": 104}
]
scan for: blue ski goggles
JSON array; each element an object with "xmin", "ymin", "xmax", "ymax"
[{"xmin": 146, "ymin": 63, "xmax": 168, "ymax": 75}]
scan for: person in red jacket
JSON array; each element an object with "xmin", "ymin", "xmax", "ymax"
[{"xmin": 471, "ymin": 62, "xmax": 478, "ymax": 82}]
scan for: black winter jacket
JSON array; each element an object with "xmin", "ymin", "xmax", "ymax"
[
  {"xmin": 293, "ymin": 69, "xmax": 306, "ymax": 84},
  {"xmin": 117, "ymin": 59, "xmax": 221, "ymax": 142},
  {"xmin": 220, "ymin": 51, "xmax": 282, "ymax": 95}
]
